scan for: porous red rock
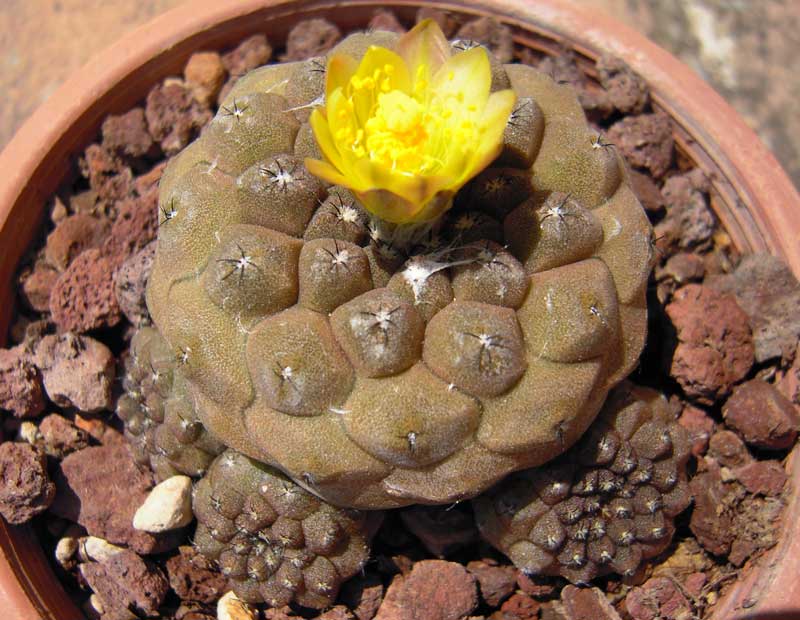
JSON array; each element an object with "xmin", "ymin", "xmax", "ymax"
[
  {"xmin": 340, "ymin": 573, "xmax": 384, "ymax": 620},
  {"xmin": 496, "ymin": 593, "xmax": 541, "ymax": 620},
  {"xmin": 80, "ymin": 549, "xmax": 169, "ymax": 617},
  {"xmin": 723, "ymin": 380, "xmax": 799, "ymax": 449},
  {"xmin": 222, "ymin": 34, "xmax": 272, "ymax": 76},
  {"xmin": 145, "ymin": 81, "xmax": 212, "ymax": 155},
  {"xmin": 467, "ymin": 559, "xmax": 517, "ymax": 607},
  {"xmin": 102, "ymin": 108, "xmax": 157, "ymax": 160},
  {"xmin": 102, "ymin": 175, "xmax": 160, "ymax": 263},
  {"xmin": 49, "ymin": 248, "xmax": 122, "ymax": 332},
  {"xmin": 656, "ymin": 171, "xmax": 715, "ymax": 250},
  {"xmin": 625, "ymin": 577, "xmax": 691, "ymax": 620},
  {"xmin": 666, "ymin": 284, "xmax": 754, "ymax": 404},
  {"xmin": 606, "ymin": 112, "xmax": 674, "ymax": 179},
  {"xmin": 319, "ymin": 607, "xmax": 357, "ymax": 620},
  {"xmin": 375, "ymin": 560, "xmax": 478, "ymax": 620},
  {"xmin": 114, "ymin": 241, "xmax": 156, "ymax": 326},
  {"xmin": 707, "ymin": 430, "xmax": 752, "ymax": 468},
  {"xmin": 35, "ymin": 333, "xmax": 115, "ymax": 414},
  {"xmin": 455, "ymin": 17, "xmax": 513, "ymax": 63},
  {"xmin": 733, "ymin": 461, "xmax": 788, "ymax": 496},
  {"xmin": 39, "ymin": 413, "xmax": 91, "ymax": 458},
  {"xmin": 184, "ymin": 51, "xmax": 226, "ymax": 107},
  {"xmin": 560, "ymin": 586, "xmax": 622, "ymax": 620},
  {"xmin": 657, "ymin": 253, "xmax": 706, "ymax": 286},
  {"xmin": 166, "ymin": 546, "xmax": 228, "ymax": 604},
  {"xmin": 596, "ymin": 55, "xmax": 648, "ymax": 115},
  {"xmin": 20, "ymin": 263, "xmax": 59, "ymax": 312},
  {"xmin": 0, "ymin": 344, "xmax": 45, "ymax": 418},
  {"xmin": 0, "ymin": 441, "xmax": 55, "ymax": 524},
  {"xmin": 688, "ymin": 458, "xmax": 740, "ymax": 556},
  {"xmin": 516, "ymin": 572, "xmax": 556, "ymax": 599},
  {"xmin": 51, "ymin": 442, "xmax": 183, "ymax": 554},
  {"xmin": 628, "ymin": 169, "xmax": 664, "ymax": 213},
  {"xmin": 678, "ymin": 404, "xmax": 715, "ymax": 456},
  {"xmin": 80, "ymin": 143, "xmax": 134, "ymax": 206},
  {"xmin": 45, "ymin": 213, "xmax": 109, "ymax": 272},
  {"xmin": 281, "ymin": 18, "xmax": 341, "ymax": 61},
  {"xmin": 707, "ymin": 253, "xmax": 800, "ymax": 363},
  {"xmin": 368, "ymin": 10, "xmax": 406, "ymax": 34}
]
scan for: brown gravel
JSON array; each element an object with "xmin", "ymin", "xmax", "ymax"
[
  {"xmin": 723, "ymin": 379, "xmax": 800, "ymax": 449},
  {"xmin": 281, "ymin": 18, "xmax": 341, "ymax": 62},
  {"xmin": 606, "ymin": 111, "xmax": 674, "ymax": 178},
  {"xmin": 166, "ymin": 546, "xmax": 228, "ymax": 605},
  {"xmin": 0, "ymin": 344, "xmax": 45, "ymax": 418},
  {"xmin": 0, "ymin": 441, "xmax": 55, "ymax": 524},
  {"xmin": 625, "ymin": 577, "xmax": 692, "ymax": 620},
  {"xmin": 101, "ymin": 107, "xmax": 158, "ymax": 160}
]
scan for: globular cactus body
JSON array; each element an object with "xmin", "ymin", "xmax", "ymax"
[{"xmin": 142, "ymin": 27, "xmax": 653, "ymax": 511}]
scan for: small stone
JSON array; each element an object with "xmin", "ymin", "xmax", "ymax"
[
  {"xmin": 467, "ymin": 559, "xmax": 517, "ymax": 607},
  {"xmin": 626, "ymin": 577, "xmax": 691, "ymax": 620},
  {"xmin": 102, "ymin": 108, "xmax": 157, "ymax": 160},
  {"xmin": 282, "ymin": 18, "xmax": 341, "ymax": 61},
  {"xmin": 0, "ymin": 442, "xmax": 55, "ymax": 523},
  {"xmin": 0, "ymin": 344, "xmax": 45, "ymax": 418},
  {"xmin": 103, "ymin": 178, "xmax": 160, "ymax": 265},
  {"xmin": 707, "ymin": 253, "xmax": 800, "ymax": 363},
  {"xmin": 49, "ymin": 249, "xmax": 122, "ymax": 332},
  {"xmin": 666, "ymin": 284, "xmax": 754, "ymax": 404},
  {"xmin": 80, "ymin": 144, "xmax": 135, "ymax": 206},
  {"xmin": 87, "ymin": 594, "xmax": 105, "ymax": 618},
  {"xmin": 498, "ymin": 593, "xmax": 541, "ymax": 620},
  {"xmin": 733, "ymin": 461, "xmax": 787, "ymax": 496},
  {"xmin": 185, "ymin": 52, "xmax": 226, "ymax": 107},
  {"xmin": 20, "ymin": 263, "xmax": 60, "ymax": 312},
  {"xmin": 368, "ymin": 10, "xmax": 406, "ymax": 34},
  {"xmin": 340, "ymin": 572, "xmax": 384, "ymax": 620},
  {"xmin": 51, "ymin": 442, "xmax": 184, "ymax": 554},
  {"xmin": 39, "ymin": 414, "xmax": 91, "ymax": 458},
  {"xmin": 114, "ymin": 241, "xmax": 156, "ymax": 326},
  {"xmin": 166, "ymin": 546, "xmax": 228, "ymax": 604},
  {"xmin": 656, "ymin": 253, "xmax": 705, "ymax": 285},
  {"xmin": 55, "ymin": 536, "xmax": 79, "ymax": 569},
  {"xmin": 596, "ymin": 55, "xmax": 648, "ymax": 115},
  {"xmin": 18, "ymin": 420, "xmax": 41, "ymax": 445},
  {"xmin": 145, "ymin": 81, "xmax": 212, "ymax": 155},
  {"xmin": 217, "ymin": 591, "xmax": 257, "ymax": 620},
  {"xmin": 80, "ymin": 549, "xmax": 169, "ymax": 617},
  {"xmin": 133, "ymin": 475, "xmax": 193, "ymax": 532},
  {"xmin": 35, "ymin": 334, "xmax": 115, "ymax": 414},
  {"xmin": 456, "ymin": 17, "xmax": 513, "ymax": 63},
  {"xmin": 723, "ymin": 380, "xmax": 800, "ymax": 449},
  {"xmin": 79, "ymin": 536, "xmax": 126, "ymax": 562},
  {"xmin": 628, "ymin": 169, "xmax": 663, "ymax": 213},
  {"xmin": 678, "ymin": 404, "xmax": 715, "ymax": 456},
  {"xmin": 319, "ymin": 607, "xmax": 357, "ymax": 620},
  {"xmin": 683, "ymin": 572, "xmax": 707, "ymax": 598},
  {"xmin": 607, "ymin": 112, "xmax": 674, "ymax": 179},
  {"xmin": 689, "ymin": 458, "xmax": 739, "ymax": 556},
  {"xmin": 707, "ymin": 430, "xmax": 752, "ymax": 468},
  {"xmin": 516, "ymin": 572, "xmax": 556, "ymax": 598},
  {"xmin": 222, "ymin": 34, "xmax": 272, "ymax": 76},
  {"xmin": 375, "ymin": 560, "xmax": 478, "ymax": 620},
  {"xmin": 657, "ymin": 172, "xmax": 716, "ymax": 250},
  {"xmin": 561, "ymin": 585, "xmax": 622, "ymax": 620},
  {"xmin": 45, "ymin": 214, "xmax": 109, "ymax": 272}
]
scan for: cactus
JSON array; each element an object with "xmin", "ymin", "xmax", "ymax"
[
  {"xmin": 119, "ymin": 20, "xmax": 679, "ymax": 603},
  {"xmin": 473, "ymin": 383, "xmax": 692, "ymax": 583}
]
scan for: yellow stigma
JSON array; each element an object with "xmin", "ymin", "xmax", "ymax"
[{"xmin": 305, "ymin": 19, "xmax": 516, "ymax": 224}]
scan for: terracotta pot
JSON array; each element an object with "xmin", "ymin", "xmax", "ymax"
[{"xmin": 1, "ymin": 1, "xmax": 798, "ymax": 618}]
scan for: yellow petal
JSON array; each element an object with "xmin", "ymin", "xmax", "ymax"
[
  {"xmin": 397, "ymin": 19, "xmax": 451, "ymax": 93},
  {"xmin": 457, "ymin": 89, "xmax": 517, "ymax": 185},
  {"xmin": 308, "ymin": 108, "xmax": 344, "ymax": 170},
  {"xmin": 326, "ymin": 54, "xmax": 358, "ymax": 102},
  {"xmin": 358, "ymin": 189, "xmax": 421, "ymax": 223},
  {"xmin": 304, "ymin": 158, "xmax": 358, "ymax": 190},
  {"xmin": 349, "ymin": 46, "xmax": 412, "ymax": 125},
  {"xmin": 432, "ymin": 46, "xmax": 491, "ymax": 107}
]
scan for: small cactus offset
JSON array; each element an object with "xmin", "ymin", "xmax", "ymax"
[{"xmin": 121, "ymin": 18, "xmax": 683, "ymax": 601}]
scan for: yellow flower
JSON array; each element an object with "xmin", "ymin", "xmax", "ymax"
[{"xmin": 304, "ymin": 20, "xmax": 516, "ymax": 224}]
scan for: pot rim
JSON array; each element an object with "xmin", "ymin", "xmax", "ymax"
[{"xmin": 0, "ymin": 1, "xmax": 798, "ymax": 619}]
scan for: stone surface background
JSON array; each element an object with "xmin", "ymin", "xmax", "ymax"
[{"xmin": 1, "ymin": 0, "xmax": 798, "ymax": 189}]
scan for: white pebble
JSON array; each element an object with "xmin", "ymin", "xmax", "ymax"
[
  {"xmin": 217, "ymin": 590, "xmax": 258, "ymax": 620},
  {"xmin": 133, "ymin": 475, "xmax": 194, "ymax": 533},
  {"xmin": 79, "ymin": 536, "xmax": 125, "ymax": 563},
  {"xmin": 55, "ymin": 536, "xmax": 78, "ymax": 567},
  {"xmin": 18, "ymin": 421, "xmax": 41, "ymax": 444}
]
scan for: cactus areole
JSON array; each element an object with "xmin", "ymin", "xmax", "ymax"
[{"xmin": 123, "ymin": 19, "xmax": 690, "ymax": 606}]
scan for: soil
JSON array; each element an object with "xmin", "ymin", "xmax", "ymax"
[{"xmin": 1, "ymin": 8, "xmax": 799, "ymax": 620}]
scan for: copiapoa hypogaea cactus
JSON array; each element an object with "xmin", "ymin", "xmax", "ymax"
[{"xmin": 119, "ymin": 19, "xmax": 687, "ymax": 607}]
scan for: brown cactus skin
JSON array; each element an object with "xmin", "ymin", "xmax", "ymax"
[
  {"xmin": 142, "ymin": 28, "xmax": 653, "ymax": 512},
  {"xmin": 473, "ymin": 383, "xmax": 692, "ymax": 584},
  {"xmin": 192, "ymin": 450, "xmax": 379, "ymax": 609}
]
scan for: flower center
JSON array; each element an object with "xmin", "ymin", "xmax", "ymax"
[{"xmin": 365, "ymin": 90, "xmax": 431, "ymax": 172}]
